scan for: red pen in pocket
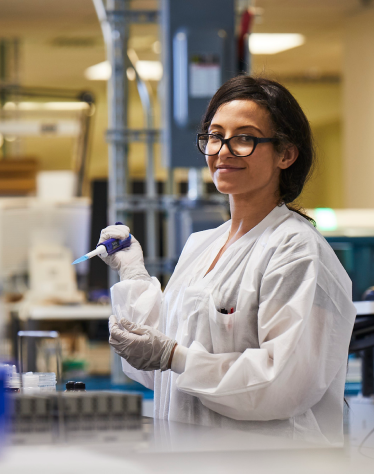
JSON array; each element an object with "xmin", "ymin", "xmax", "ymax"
[{"xmin": 230, "ymin": 307, "xmax": 234, "ymax": 314}]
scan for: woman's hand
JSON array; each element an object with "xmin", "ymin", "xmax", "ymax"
[
  {"xmin": 109, "ymin": 315, "xmax": 177, "ymax": 371},
  {"xmin": 98, "ymin": 224, "xmax": 151, "ymax": 281}
]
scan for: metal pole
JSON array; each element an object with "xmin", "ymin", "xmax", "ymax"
[
  {"xmin": 188, "ymin": 168, "xmax": 204, "ymax": 200},
  {"xmin": 108, "ymin": 0, "xmax": 130, "ymax": 224},
  {"xmin": 127, "ymin": 51, "xmax": 158, "ymax": 275},
  {"xmin": 93, "ymin": 0, "xmax": 130, "ymax": 289},
  {"xmin": 93, "ymin": 0, "xmax": 132, "ymax": 383},
  {"xmin": 94, "ymin": 0, "xmax": 130, "ymax": 225},
  {"xmin": 76, "ymin": 93, "xmax": 95, "ymax": 197}
]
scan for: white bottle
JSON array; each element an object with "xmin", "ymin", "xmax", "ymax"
[{"xmin": 22, "ymin": 372, "xmax": 40, "ymax": 394}]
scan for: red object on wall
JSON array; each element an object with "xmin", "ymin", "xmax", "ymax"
[{"xmin": 238, "ymin": 9, "xmax": 255, "ymax": 66}]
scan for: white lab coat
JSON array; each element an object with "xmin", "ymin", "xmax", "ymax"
[{"xmin": 111, "ymin": 204, "xmax": 356, "ymax": 444}]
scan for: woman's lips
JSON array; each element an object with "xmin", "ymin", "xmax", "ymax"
[{"xmin": 216, "ymin": 167, "xmax": 245, "ymax": 173}]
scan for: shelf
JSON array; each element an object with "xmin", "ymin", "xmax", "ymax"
[{"xmin": 14, "ymin": 303, "xmax": 112, "ymax": 321}]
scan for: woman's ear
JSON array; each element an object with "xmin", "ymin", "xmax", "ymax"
[{"xmin": 278, "ymin": 145, "xmax": 299, "ymax": 170}]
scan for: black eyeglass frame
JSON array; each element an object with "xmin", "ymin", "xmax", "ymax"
[{"xmin": 196, "ymin": 133, "xmax": 277, "ymax": 157}]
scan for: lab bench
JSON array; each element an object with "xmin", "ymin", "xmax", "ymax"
[
  {"xmin": 4, "ymin": 301, "xmax": 374, "ymax": 398},
  {"xmin": 1, "ymin": 415, "xmax": 374, "ymax": 474},
  {"xmin": 3, "ymin": 302, "xmax": 154, "ymax": 408}
]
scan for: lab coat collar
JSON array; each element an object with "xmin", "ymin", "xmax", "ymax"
[
  {"xmin": 200, "ymin": 204, "xmax": 291, "ymax": 286},
  {"xmin": 225, "ymin": 203, "xmax": 291, "ymax": 249},
  {"xmin": 171, "ymin": 204, "xmax": 291, "ymax": 289}
]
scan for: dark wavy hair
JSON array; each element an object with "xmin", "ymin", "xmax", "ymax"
[{"xmin": 201, "ymin": 75, "xmax": 316, "ymax": 223}]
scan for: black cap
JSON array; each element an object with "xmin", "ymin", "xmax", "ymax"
[
  {"xmin": 74, "ymin": 381, "xmax": 86, "ymax": 390},
  {"xmin": 65, "ymin": 381, "xmax": 75, "ymax": 391}
]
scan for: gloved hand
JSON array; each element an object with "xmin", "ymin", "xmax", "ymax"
[
  {"xmin": 98, "ymin": 224, "xmax": 151, "ymax": 281},
  {"xmin": 109, "ymin": 315, "xmax": 177, "ymax": 371}
]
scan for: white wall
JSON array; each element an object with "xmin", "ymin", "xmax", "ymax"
[{"xmin": 343, "ymin": 7, "xmax": 374, "ymax": 208}]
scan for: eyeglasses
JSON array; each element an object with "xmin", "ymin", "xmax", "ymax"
[{"xmin": 196, "ymin": 133, "xmax": 276, "ymax": 157}]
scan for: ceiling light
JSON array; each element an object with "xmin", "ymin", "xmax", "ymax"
[
  {"xmin": 126, "ymin": 67, "xmax": 136, "ymax": 81},
  {"xmin": 0, "ymin": 120, "xmax": 80, "ymax": 136},
  {"xmin": 135, "ymin": 61, "xmax": 163, "ymax": 81},
  {"xmin": 85, "ymin": 59, "xmax": 163, "ymax": 82},
  {"xmin": 84, "ymin": 61, "xmax": 111, "ymax": 80},
  {"xmin": 249, "ymin": 33, "xmax": 305, "ymax": 55},
  {"xmin": 3, "ymin": 101, "xmax": 89, "ymax": 111}
]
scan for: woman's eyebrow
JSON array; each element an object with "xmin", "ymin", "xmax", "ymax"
[
  {"xmin": 209, "ymin": 123, "xmax": 224, "ymax": 130},
  {"xmin": 235, "ymin": 125, "xmax": 265, "ymax": 136},
  {"xmin": 208, "ymin": 123, "xmax": 265, "ymax": 136}
]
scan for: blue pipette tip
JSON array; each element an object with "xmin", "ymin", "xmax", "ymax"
[{"xmin": 72, "ymin": 255, "xmax": 89, "ymax": 265}]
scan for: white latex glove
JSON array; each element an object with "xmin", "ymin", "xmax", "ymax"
[
  {"xmin": 109, "ymin": 315, "xmax": 177, "ymax": 371},
  {"xmin": 98, "ymin": 224, "xmax": 151, "ymax": 281}
]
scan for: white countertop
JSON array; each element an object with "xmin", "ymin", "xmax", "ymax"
[
  {"xmin": 354, "ymin": 301, "xmax": 374, "ymax": 316},
  {"xmin": 25, "ymin": 303, "xmax": 112, "ymax": 320},
  {"xmin": 1, "ymin": 413, "xmax": 373, "ymax": 474},
  {"xmin": 6, "ymin": 302, "xmax": 112, "ymax": 321}
]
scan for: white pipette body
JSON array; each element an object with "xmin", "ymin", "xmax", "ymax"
[{"xmin": 85, "ymin": 245, "xmax": 108, "ymax": 259}]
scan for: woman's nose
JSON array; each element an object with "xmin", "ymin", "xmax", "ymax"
[{"xmin": 218, "ymin": 141, "xmax": 232, "ymax": 158}]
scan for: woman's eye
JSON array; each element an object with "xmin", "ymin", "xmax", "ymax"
[
  {"xmin": 210, "ymin": 134, "xmax": 222, "ymax": 141},
  {"xmin": 238, "ymin": 135, "xmax": 253, "ymax": 142}
]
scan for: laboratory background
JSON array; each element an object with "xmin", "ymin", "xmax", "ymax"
[{"xmin": 0, "ymin": 0, "xmax": 373, "ymax": 472}]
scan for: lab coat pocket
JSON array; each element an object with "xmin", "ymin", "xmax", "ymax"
[{"xmin": 208, "ymin": 294, "xmax": 239, "ymax": 354}]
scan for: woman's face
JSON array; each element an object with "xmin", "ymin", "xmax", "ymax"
[{"xmin": 206, "ymin": 100, "xmax": 296, "ymax": 200}]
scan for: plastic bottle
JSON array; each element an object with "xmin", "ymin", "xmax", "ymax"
[
  {"xmin": 65, "ymin": 381, "xmax": 75, "ymax": 392},
  {"xmin": 5, "ymin": 366, "xmax": 20, "ymax": 393},
  {"xmin": 22, "ymin": 372, "xmax": 40, "ymax": 394},
  {"xmin": 37, "ymin": 372, "xmax": 57, "ymax": 392},
  {"xmin": 74, "ymin": 381, "xmax": 86, "ymax": 392}
]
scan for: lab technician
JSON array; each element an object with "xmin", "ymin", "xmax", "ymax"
[{"xmin": 102, "ymin": 76, "xmax": 356, "ymax": 444}]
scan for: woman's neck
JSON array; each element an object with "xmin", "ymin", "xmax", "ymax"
[
  {"xmin": 203, "ymin": 192, "xmax": 279, "ymax": 277},
  {"xmin": 228, "ymin": 192, "xmax": 279, "ymax": 240}
]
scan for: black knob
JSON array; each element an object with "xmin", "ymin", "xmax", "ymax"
[
  {"xmin": 65, "ymin": 381, "xmax": 75, "ymax": 391},
  {"xmin": 74, "ymin": 381, "xmax": 86, "ymax": 391}
]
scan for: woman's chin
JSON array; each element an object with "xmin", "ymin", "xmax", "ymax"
[{"xmin": 215, "ymin": 183, "xmax": 241, "ymax": 195}]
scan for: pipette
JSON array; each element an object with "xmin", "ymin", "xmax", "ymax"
[{"xmin": 72, "ymin": 222, "xmax": 132, "ymax": 265}]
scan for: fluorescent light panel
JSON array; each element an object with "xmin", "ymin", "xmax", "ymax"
[
  {"xmin": 3, "ymin": 102, "xmax": 89, "ymax": 111},
  {"xmin": 85, "ymin": 61, "xmax": 111, "ymax": 81},
  {"xmin": 84, "ymin": 60, "xmax": 163, "ymax": 81},
  {"xmin": 249, "ymin": 33, "xmax": 305, "ymax": 55},
  {"xmin": 135, "ymin": 60, "xmax": 163, "ymax": 81}
]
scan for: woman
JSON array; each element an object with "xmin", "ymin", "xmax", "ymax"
[{"xmin": 102, "ymin": 76, "xmax": 356, "ymax": 444}]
